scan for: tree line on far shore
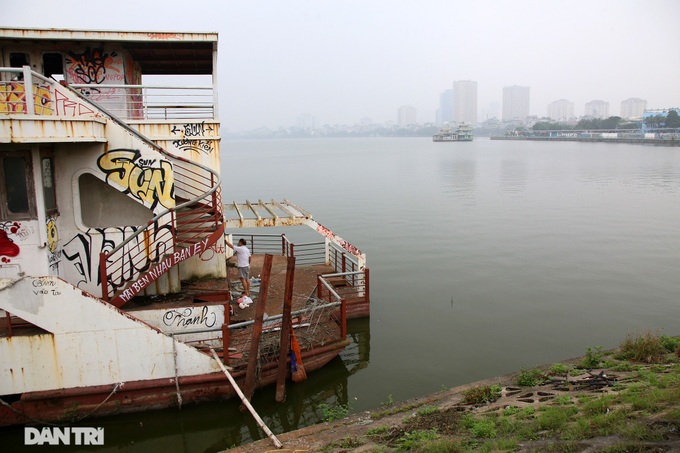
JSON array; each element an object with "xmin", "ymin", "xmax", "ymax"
[{"xmin": 532, "ymin": 110, "xmax": 680, "ymax": 131}]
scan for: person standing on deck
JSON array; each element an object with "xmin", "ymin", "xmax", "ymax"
[{"xmin": 226, "ymin": 238, "xmax": 252, "ymax": 296}]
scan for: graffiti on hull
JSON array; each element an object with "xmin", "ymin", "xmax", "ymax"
[
  {"xmin": 170, "ymin": 122, "xmax": 215, "ymax": 155},
  {"xmin": 0, "ymin": 222, "xmax": 21, "ymax": 263},
  {"xmin": 63, "ymin": 224, "xmax": 172, "ymax": 290},
  {"xmin": 97, "ymin": 149, "xmax": 175, "ymax": 210},
  {"xmin": 0, "ymin": 83, "xmax": 53, "ymax": 115}
]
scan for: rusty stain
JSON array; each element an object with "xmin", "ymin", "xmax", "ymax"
[{"xmin": 144, "ymin": 33, "xmax": 180, "ymax": 40}]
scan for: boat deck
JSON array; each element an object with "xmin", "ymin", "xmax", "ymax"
[{"xmin": 121, "ymin": 254, "xmax": 336, "ymax": 321}]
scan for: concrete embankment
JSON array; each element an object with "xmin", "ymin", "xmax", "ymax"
[
  {"xmin": 225, "ymin": 372, "xmax": 515, "ymax": 453},
  {"xmin": 225, "ymin": 347, "xmax": 680, "ymax": 453}
]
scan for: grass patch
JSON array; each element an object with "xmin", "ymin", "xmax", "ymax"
[
  {"xmin": 536, "ymin": 405, "xmax": 577, "ymax": 431},
  {"xmin": 549, "ymin": 363, "xmax": 572, "ymax": 376},
  {"xmin": 462, "ymin": 384, "xmax": 502, "ymax": 404},
  {"xmin": 393, "ymin": 429, "xmax": 439, "ymax": 451},
  {"xmin": 618, "ymin": 331, "xmax": 667, "ymax": 364},
  {"xmin": 516, "ymin": 368, "xmax": 547, "ymax": 387},
  {"xmin": 416, "ymin": 405, "xmax": 439, "ymax": 416},
  {"xmin": 349, "ymin": 331, "xmax": 680, "ymax": 453},
  {"xmin": 579, "ymin": 346, "xmax": 604, "ymax": 369},
  {"xmin": 318, "ymin": 403, "xmax": 349, "ymax": 422}
]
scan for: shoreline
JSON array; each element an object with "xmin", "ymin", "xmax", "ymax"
[
  {"xmin": 490, "ymin": 136, "xmax": 680, "ymax": 146},
  {"xmin": 225, "ymin": 339, "xmax": 680, "ymax": 452}
]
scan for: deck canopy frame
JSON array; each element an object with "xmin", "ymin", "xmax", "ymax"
[{"xmin": 0, "ymin": 27, "xmax": 217, "ymax": 75}]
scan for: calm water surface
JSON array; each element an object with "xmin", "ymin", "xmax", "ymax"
[{"xmin": 4, "ymin": 137, "xmax": 680, "ymax": 451}]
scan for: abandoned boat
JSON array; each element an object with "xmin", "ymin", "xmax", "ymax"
[
  {"xmin": 0, "ymin": 27, "xmax": 369, "ymax": 426},
  {"xmin": 432, "ymin": 123, "xmax": 473, "ymax": 142}
]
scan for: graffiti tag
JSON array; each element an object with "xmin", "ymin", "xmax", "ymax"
[
  {"xmin": 62, "ymin": 225, "xmax": 172, "ymax": 290},
  {"xmin": 65, "ymin": 48, "xmax": 121, "ymax": 85},
  {"xmin": 162, "ymin": 305, "xmax": 217, "ymax": 329},
  {"xmin": 97, "ymin": 149, "xmax": 175, "ymax": 210},
  {"xmin": 0, "ymin": 83, "xmax": 53, "ymax": 115},
  {"xmin": 170, "ymin": 122, "xmax": 215, "ymax": 155}
]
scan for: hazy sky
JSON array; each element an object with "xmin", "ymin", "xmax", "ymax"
[{"xmin": 2, "ymin": 0, "xmax": 679, "ymax": 131}]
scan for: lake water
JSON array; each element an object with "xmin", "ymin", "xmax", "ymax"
[{"xmin": 4, "ymin": 137, "xmax": 680, "ymax": 451}]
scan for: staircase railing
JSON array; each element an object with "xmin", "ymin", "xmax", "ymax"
[
  {"xmin": 54, "ymin": 86, "xmax": 225, "ymax": 306},
  {"xmin": 1, "ymin": 69, "xmax": 224, "ymax": 306}
]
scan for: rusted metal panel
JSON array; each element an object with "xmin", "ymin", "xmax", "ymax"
[
  {"xmin": 0, "ymin": 117, "xmax": 107, "ymax": 143},
  {"xmin": 0, "ymin": 28, "xmax": 217, "ymax": 44},
  {"xmin": 0, "ymin": 338, "xmax": 349, "ymax": 426},
  {"xmin": 0, "ymin": 276, "xmax": 221, "ymax": 395}
]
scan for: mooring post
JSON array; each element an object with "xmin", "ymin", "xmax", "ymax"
[
  {"xmin": 242, "ymin": 253, "xmax": 273, "ymax": 407},
  {"xmin": 275, "ymin": 256, "xmax": 296, "ymax": 403}
]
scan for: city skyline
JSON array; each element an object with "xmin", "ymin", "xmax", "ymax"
[{"xmin": 2, "ymin": 0, "xmax": 679, "ymax": 131}]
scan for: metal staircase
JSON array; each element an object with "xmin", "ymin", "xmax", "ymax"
[
  {"xmin": 99, "ymin": 156, "xmax": 223, "ymax": 308},
  {"xmin": 75, "ymin": 95, "xmax": 225, "ymax": 308}
]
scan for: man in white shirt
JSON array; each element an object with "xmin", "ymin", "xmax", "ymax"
[{"xmin": 226, "ymin": 238, "xmax": 252, "ymax": 296}]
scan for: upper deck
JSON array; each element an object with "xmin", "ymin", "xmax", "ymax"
[{"xmin": 0, "ymin": 27, "xmax": 218, "ymax": 123}]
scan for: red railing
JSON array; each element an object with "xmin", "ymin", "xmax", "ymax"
[
  {"xmin": 99, "ymin": 158, "xmax": 222, "ymax": 304},
  {"xmin": 84, "ymin": 106, "xmax": 223, "ymax": 305}
]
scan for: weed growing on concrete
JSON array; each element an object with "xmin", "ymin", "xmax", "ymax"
[
  {"xmin": 618, "ymin": 331, "xmax": 667, "ymax": 363},
  {"xmin": 462, "ymin": 384, "xmax": 502, "ymax": 404},
  {"xmin": 416, "ymin": 405, "xmax": 439, "ymax": 416},
  {"xmin": 393, "ymin": 429, "xmax": 439, "ymax": 451},
  {"xmin": 579, "ymin": 346, "xmax": 604, "ymax": 369},
  {"xmin": 516, "ymin": 367, "xmax": 547, "ymax": 387},
  {"xmin": 318, "ymin": 403, "xmax": 349, "ymax": 423}
]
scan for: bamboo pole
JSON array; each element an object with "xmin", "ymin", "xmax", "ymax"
[
  {"xmin": 275, "ymin": 256, "xmax": 296, "ymax": 402},
  {"xmin": 210, "ymin": 348, "xmax": 282, "ymax": 449},
  {"xmin": 242, "ymin": 253, "xmax": 273, "ymax": 405}
]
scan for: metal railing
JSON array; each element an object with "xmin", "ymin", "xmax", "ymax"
[
  {"xmin": 228, "ymin": 232, "xmax": 369, "ymax": 314},
  {"xmin": 0, "ymin": 67, "xmax": 55, "ymax": 115},
  {"xmin": 224, "ymin": 299, "xmax": 346, "ymax": 368},
  {"xmin": 230, "ymin": 233, "xmax": 361, "ymax": 272},
  {"xmin": 0, "ymin": 67, "xmax": 215, "ymax": 120},
  {"xmin": 317, "ymin": 269, "xmax": 368, "ymax": 317},
  {"xmin": 68, "ymin": 83, "xmax": 215, "ymax": 120},
  {"xmin": 232, "ymin": 234, "xmax": 288, "ymax": 256},
  {"xmin": 287, "ymin": 241, "xmax": 326, "ymax": 266},
  {"xmin": 328, "ymin": 241, "xmax": 361, "ymax": 274}
]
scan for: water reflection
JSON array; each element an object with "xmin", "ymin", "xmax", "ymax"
[
  {"xmin": 440, "ymin": 158, "xmax": 476, "ymax": 203},
  {"xmin": 499, "ymin": 159, "xmax": 527, "ymax": 194}
]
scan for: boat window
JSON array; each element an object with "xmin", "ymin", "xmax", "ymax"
[
  {"xmin": 8, "ymin": 53, "xmax": 30, "ymax": 80},
  {"xmin": 42, "ymin": 53, "xmax": 64, "ymax": 81},
  {"xmin": 79, "ymin": 173, "xmax": 153, "ymax": 228},
  {"xmin": 41, "ymin": 155, "xmax": 57, "ymax": 214},
  {"xmin": 0, "ymin": 151, "xmax": 36, "ymax": 220}
]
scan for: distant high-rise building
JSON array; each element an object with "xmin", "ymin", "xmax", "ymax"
[
  {"xmin": 453, "ymin": 80, "xmax": 478, "ymax": 125},
  {"xmin": 502, "ymin": 85, "xmax": 530, "ymax": 121},
  {"xmin": 584, "ymin": 100, "xmax": 609, "ymax": 119},
  {"xmin": 437, "ymin": 89, "xmax": 454, "ymax": 124},
  {"xmin": 620, "ymin": 98, "xmax": 647, "ymax": 119},
  {"xmin": 297, "ymin": 113, "xmax": 316, "ymax": 130},
  {"xmin": 547, "ymin": 99, "xmax": 574, "ymax": 122},
  {"xmin": 397, "ymin": 105, "xmax": 417, "ymax": 126}
]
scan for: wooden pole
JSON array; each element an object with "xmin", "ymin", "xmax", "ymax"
[
  {"xmin": 275, "ymin": 256, "xmax": 296, "ymax": 403},
  {"xmin": 222, "ymin": 301, "xmax": 231, "ymax": 366},
  {"xmin": 242, "ymin": 253, "xmax": 273, "ymax": 406},
  {"xmin": 210, "ymin": 348, "xmax": 282, "ymax": 449}
]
